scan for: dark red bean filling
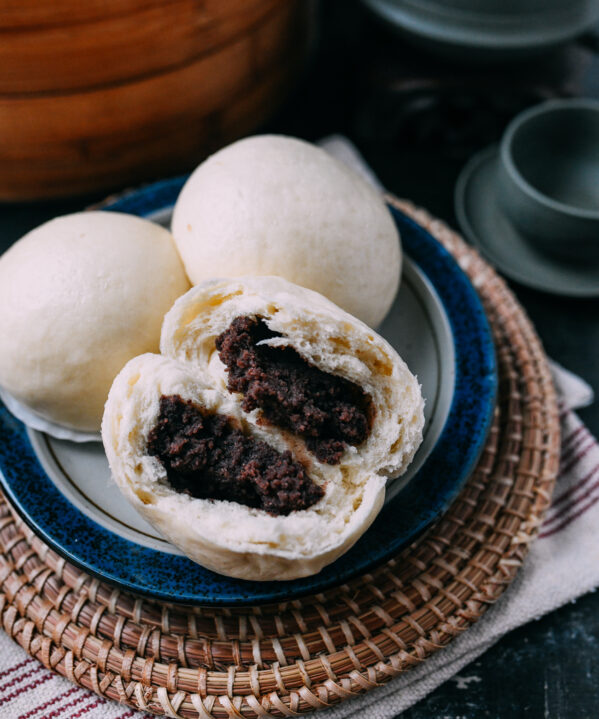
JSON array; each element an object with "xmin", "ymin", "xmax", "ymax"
[
  {"xmin": 215, "ymin": 316, "xmax": 372, "ymax": 465},
  {"xmin": 147, "ymin": 395, "xmax": 324, "ymax": 516}
]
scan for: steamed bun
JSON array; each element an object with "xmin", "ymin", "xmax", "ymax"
[
  {"xmin": 0, "ymin": 211, "xmax": 190, "ymax": 431},
  {"xmin": 171, "ymin": 135, "xmax": 401, "ymax": 328},
  {"xmin": 103, "ymin": 276, "xmax": 424, "ymax": 580}
]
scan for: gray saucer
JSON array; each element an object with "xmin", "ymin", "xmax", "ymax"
[
  {"xmin": 455, "ymin": 145, "xmax": 599, "ymax": 297},
  {"xmin": 363, "ymin": 0, "xmax": 599, "ymax": 61}
]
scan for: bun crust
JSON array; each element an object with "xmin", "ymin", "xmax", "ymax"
[
  {"xmin": 171, "ymin": 135, "xmax": 401, "ymax": 328},
  {"xmin": 0, "ymin": 211, "xmax": 189, "ymax": 431},
  {"xmin": 102, "ymin": 277, "xmax": 424, "ymax": 580}
]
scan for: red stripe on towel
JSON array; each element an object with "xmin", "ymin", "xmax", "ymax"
[
  {"xmin": 18, "ymin": 686, "xmax": 82, "ymax": 719},
  {"xmin": 0, "ymin": 658, "xmax": 35, "ymax": 681},
  {"xmin": 547, "ymin": 465, "xmax": 599, "ymax": 513},
  {"xmin": 0, "ymin": 673, "xmax": 53, "ymax": 706},
  {"xmin": 559, "ymin": 440, "xmax": 597, "ymax": 477},
  {"xmin": 68, "ymin": 697, "xmax": 108, "ymax": 718},
  {"xmin": 560, "ymin": 426, "xmax": 586, "ymax": 455},
  {"xmin": 543, "ymin": 472, "xmax": 599, "ymax": 529},
  {"xmin": 0, "ymin": 664, "xmax": 45, "ymax": 695},
  {"xmin": 560, "ymin": 427, "xmax": 595, "ymax": 467},
  {"xmin": 540, "ymin": 492, "xmax": 599, "ymax": 539},
  {"xmin": 42, "ymin": 692, "xmax": 99, "ymax": 719}
]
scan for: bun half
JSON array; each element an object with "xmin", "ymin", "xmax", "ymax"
[{"xmin": 102, "ymin": 277, "xmax": 424, "ymax": 580}]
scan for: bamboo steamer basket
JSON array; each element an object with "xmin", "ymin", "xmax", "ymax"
[{"xmin": 0, "ymin": 0, "xmax": 312, "ymax": 200}]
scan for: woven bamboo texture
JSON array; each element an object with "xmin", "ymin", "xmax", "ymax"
[{"xmin": 0, "ymin": 200, "xmax": 560, "ymax": 718}]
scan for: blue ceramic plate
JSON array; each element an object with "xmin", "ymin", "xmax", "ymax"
[{"xmin": 0, "ymin": 179, "xmax": 496, "ymax": 605}]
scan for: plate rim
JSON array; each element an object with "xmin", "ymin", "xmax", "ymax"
[
  {"xmin": 0, "ymin": 185, "xmax": 497, "ymax": 605},
  {"xmin": 382, "ymin": 255, "xmax": 455, "ymax": 503}
]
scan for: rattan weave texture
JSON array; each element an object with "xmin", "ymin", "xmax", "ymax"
[{"xmin": 0, "ymin": 199, "xmax": 560, "ymax": 718}]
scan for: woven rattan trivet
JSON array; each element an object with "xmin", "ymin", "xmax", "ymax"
[{"xmin": 0, "ymin": 199, "xmax": 560, "ymax": 718}]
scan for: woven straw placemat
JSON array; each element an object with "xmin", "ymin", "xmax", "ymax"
[{"xmin": 0, "ymin": 199, "xmax": 560, "ymax": 718}]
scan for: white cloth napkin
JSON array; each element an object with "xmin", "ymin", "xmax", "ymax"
[{"xmin": 0, "ymin": 138, "xmax": 597, "ymax": 718}]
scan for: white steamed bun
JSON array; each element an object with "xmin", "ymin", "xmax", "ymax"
[
  {"xmin": 0, "ymin": 211, "xmax": 190, "ymax": 431},
  {"xmin": 171, "ymin": 135, "xmax": 401, "ymax": 328}
]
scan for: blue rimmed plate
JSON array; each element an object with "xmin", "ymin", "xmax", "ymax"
[{"xmin": 0, "ymin": 180, "xmax": 496, "ymax": 605}]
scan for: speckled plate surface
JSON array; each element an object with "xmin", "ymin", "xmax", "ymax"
[{"xmin": 0, "ymin": 180, "xmax": 496, "ymax": 605}]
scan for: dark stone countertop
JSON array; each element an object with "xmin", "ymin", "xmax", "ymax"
[{"xmin": 1, "ymin": 2, "xmax": 598, "ymax": 717}]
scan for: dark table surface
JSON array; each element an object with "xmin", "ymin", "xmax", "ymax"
[{"xmin": 1, "ymin": 2, "xmax": 598, "ymax": 717}]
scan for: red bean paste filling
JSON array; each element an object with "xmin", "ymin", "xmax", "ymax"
[
  {"xmin": 215, "ymin": 316, "xmax": 372, "ymax": 465},
  {"xmin": 147, "ymin": 395, "xmax": 324, "ymax": 516}
]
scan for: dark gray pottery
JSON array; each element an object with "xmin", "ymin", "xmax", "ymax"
[
  {"xmin": 497, "ymin": 99, "xmax": 599, "ymax": 262},
  {"xmin": 362, "ymin": 0, "xmax": 599, "ymax": 61}
]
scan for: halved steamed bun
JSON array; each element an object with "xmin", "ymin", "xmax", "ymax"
[{"xmin": 102, "ymin": 277, "xmax": 424, "ymax": 580}]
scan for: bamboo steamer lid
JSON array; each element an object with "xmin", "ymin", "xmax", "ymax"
[{"xmin": 0, "ymin": 0, "xmax": 311, "ymax": 200}]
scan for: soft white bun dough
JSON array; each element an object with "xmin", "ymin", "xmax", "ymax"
[
  {"xmin": 0, "ymin": 212, "xmax": 190, "ymax": 431},
  {"xmin": 102, "ymin": 276, "xmax": 424, "ymax": 580},
  {"xmin": 171, "ymin": 135, "xmax": 401, "ymax": 329}
]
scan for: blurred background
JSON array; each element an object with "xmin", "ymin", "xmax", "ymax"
[{"xmin": 1, "ymin": 1, "xmax": 599, "ymax": 715}]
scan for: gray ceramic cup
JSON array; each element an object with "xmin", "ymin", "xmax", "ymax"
[{"xmin": 496, "ymin": 99, "xmax": 599, "ymax": 261}]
